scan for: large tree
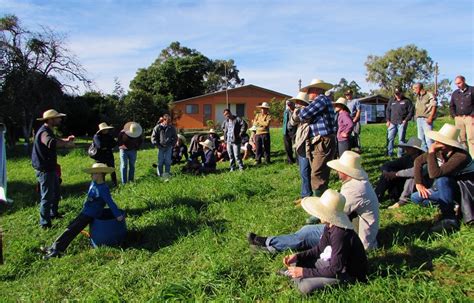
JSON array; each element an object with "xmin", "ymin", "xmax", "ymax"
[{"xmin": 331, "ymin": 78, "xmax": 367, "ymax": 100}]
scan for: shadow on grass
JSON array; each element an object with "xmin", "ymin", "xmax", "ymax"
[
  {"xmin": 126, "ymin": 197, "xmax": 209, "ymax": 217},
  {"xmin": 377, "ymin": 219, "xmax": 433, "ymax": 249}
]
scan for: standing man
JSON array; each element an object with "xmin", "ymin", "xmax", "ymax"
[
  {"xmin": 450, "ymin": 75, "xmax": 473, "ymax": 157},
  {"xmin": 32, "ymin": 109, "xmax": 75, "ymax": 229},
  {"xmin": 151, "ymin": 114, "xmax": 177, "ymax": 179},
  {"xmin": 386, "ymin": 88, "xmax": 414, "ymax": 157},
  {"xmin": 283, "ymin": 100, "xmax": 296, "ymax": 164},
  {"xmin": 252, "ymin": 102, "xmax": 272, "ymax": 164},
  {"xmin": 413, "ymin": 83, "xmax": 437, "ymax": 151},
  {"xmin": 222, "ymin": 108, "xmax": 248, "ymax": 171},
  {"xmin": 299, "ymin": 79, "xmax": 337, "ymax": 197},
  {"xmin": 345, "ymin": 90, "xmax": 362, "ymax": 153}
]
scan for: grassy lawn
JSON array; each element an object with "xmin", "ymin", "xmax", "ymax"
[{"xmin": 0, "ymin": 117, "xmax": 472, "ymax": 302}]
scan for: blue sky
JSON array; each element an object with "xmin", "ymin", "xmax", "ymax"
[{"xmin": 2, "ymin": 0, "xmax": 473, "ymax": 96}]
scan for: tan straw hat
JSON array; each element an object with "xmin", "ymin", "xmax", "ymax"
[
  {"xmin": 177, "ymin": 134, "xmax": 186, "ymax": 144},
  {"xmin": 257, "ymin": 102, "xmax": 270, "ymax": 109},
  {"xmin": 37, "ymin": 109, "xmax": 66, "ymax": 121},
  {"xmin": 300, "ymin": 79, "xmax": 333, "ymax": 92},
  {"xmin": 327, "ymin": 150, "xmax": 368, "ymax": 180},
  {"xmin": 83, "ymin": 163, "xmax": 115, "ymax": 174},
  {"xmin": 123, "ymin": 122, "xmax": 143, "ymax": 138},
  {"xmin": 97, "ymin": 122, "xmax": 114, "ymax": 134},
  {"xmin": 209, "ymin": 129, "xmax": 217, "ymax": 134},
  {"xmin": 334, "ymin": 97, "xmax": 350, "ymax": 112},
  {"xmin": 301, "ymin": 189, "xmax": 353, "ymax": 230},
  {"xmin": 199, "ymin": 139, "xmax": 215, "ymax": 150},
  {"xmin": 426, "ymin": 123, "xmax": 465, "ymax": 150},
  {"xmin": 289, "ymin": 91, "xmax": 310, "ymax": 106},
  {"xmin": 398, "ymin": 137, "xmax": 424, "ymax": 151}
]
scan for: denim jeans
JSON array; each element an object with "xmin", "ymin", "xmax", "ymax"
[
  {"xmin": 266, "ymin": 224, "xmax": 325, "ymax": 253},
  {"xmin": 36, "ymin": 170, "xmax": 60, "ymax": 226},
  {"xmin": 51, "ymin": 213, "xmax": 93, "ymax": 252},
  {"xmin": 227, "ymin": 143, "xmax": 244, "ymax": 170},
  {"xmin": 416, "ymin": 117, "xmax": 433, "ymax": 151},
  {"xmin": 157, "ymin": 147, "xmax": 172, "ymax": 176},
  {"xmin": 298, "ymin": 155, "xmax": 312, "ymax": 198},
  {"xmin": 120, "ymin": 149, "xmax": 137, "ymax": 184},
  {"xmin": 387, "ymin": 122, "xmax": 408, "ymax": 157},
  {"xmin": 411, "ymin": 176, "xmax": 457, "ymax": 218}
]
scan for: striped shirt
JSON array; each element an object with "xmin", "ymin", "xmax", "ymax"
[{"xmin": 299, "ymin": 94, "xmax": 337, "ymax": 137}]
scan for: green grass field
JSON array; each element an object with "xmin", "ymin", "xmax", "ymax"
[{"xmin": 1, "ymin": 118, "xmax": 473, "ymax": 302}]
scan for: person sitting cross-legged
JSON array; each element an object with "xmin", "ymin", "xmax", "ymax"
[{"xmin": 279, "ymin": 189, "xmax": 368, "ymax": 295}]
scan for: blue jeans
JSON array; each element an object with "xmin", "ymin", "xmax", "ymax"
[
  {"xmin": 157, "ymin": 147, "xmax": 172, "ymax": 176},
  {"xmin": 387, "ymin": 122, "xmax": 408, "ymax": 157},
  {"xmin": 36, "ymin": 170, "xmax": 60, "ymax": 226},
  {"xmin": 120, "ymin": 149, "xmax": 137, "ymax": 184},
  {"xmin": 227, "ymin": 142, "xmax": 244, "ymax": 170},
  {"xmin": 266, "ymin": 224, "xmax": 325, "ymax": 253},
  {"xmin": 416, "ymin": 117, "xmax": 433, "ymax": 151},
  {"xmin": 411, "ymin": 176, "xmax": 457, "ymax": 218},
  {"xmin": 298, "ymin": 155, "xmax": 312, "ymax": 198}
]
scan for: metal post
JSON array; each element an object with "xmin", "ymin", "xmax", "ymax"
[{"xmin": 225, "ymin": 62, "xmax": 229, "ymax": 109}]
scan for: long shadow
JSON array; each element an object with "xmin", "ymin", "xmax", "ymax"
[
  {"xmin": 126, "ymin": 197, "xmax": 208, "ymax": 217},
  {"xmin": 377, "ymin": 219, "xmax": 434, "ymax": 249}
]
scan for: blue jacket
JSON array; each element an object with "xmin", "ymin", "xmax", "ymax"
[{"xmin": 81, "ymin": 181, "xmax": 121, "ymax": 218}]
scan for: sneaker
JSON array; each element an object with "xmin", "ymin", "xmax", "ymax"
[
  {"xmin": 43, "ymin": 249, "xmax": 61, "ymax": 260},
  {"xmin": 388, "ymin": 201, "xmax": 407, "ymax": 209},
  {"xmin": 229, "ymin": 167, "xmax": 235, "ymax": 172},
  {"xmin": 247, "ymin": 232, "xmax": 267, "ymax": 249},
  {"xmin": 430, "ymin": 218, "xmax": 460, "ymax": 233}
]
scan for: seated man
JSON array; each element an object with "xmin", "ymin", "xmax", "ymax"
[
  {"xmin": 248, "ymin": 151, "xmax": 379, "ymax": 251},
  {"xmin": 374, "ymin": 137, "xmax": 425, "ymax": 209},
  {"xmin": 184, "ymin": 139, "xmax": 216, "ymax": 175},
  {"xmin": 411, "ymin": 123, "xmax": 472, "ymax": 232},
  {"xmin": 172, "ymin": 134, "xmax": 189, "ymax": 164}
]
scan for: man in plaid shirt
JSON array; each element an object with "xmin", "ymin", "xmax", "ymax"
[{"xmin": 299, "ymin": 79, "xmax": 337, "ymax": 196}]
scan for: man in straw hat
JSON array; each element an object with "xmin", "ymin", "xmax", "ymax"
[
  {"xmin": 375, "ymin": 137, "xmax": 425, "ymax": 209},
  {"xmin": 345, "ymin": 89, "xmax": 362, "ymax": 153},
  {"xmin": 280, "ymin": 189, "xmax": 367, "ymax": 295},
  {"xmin": 450, "ymin": 75, "xmax": 474, "ymax": 157},
  {"xmin": 41, "ymin": 163, "xmax": 124, "ymax": 259},
  {"xmin": 222, "ymin": 108, "xmax": 248, "ymax": 171},
  {"xmin": 118, "ymin": 122, "xmax": 143, "ymax": 184},
  {"xmin": 252, "ymin": 102, "xmax": 272, "ymax": 164},
  {"xmin": 333, "ymin": 97, "xmax": 354, "ymax": 157},
  {"xmin": 197, "ymin": 139, "xmax": 217, "ymax": 174},
  {"xmin": 151, "ymin": 114, "xmax": 177, "ymax": 179},
  {"xmin": 283, "ymin": 100, "xmax": 296, "ymax": 164},
  {"xmin": 298, "ymin": 79, "xmax": 337, "ymax": 197},
  {"xmin": 386, "ymin": 88, "xmax": 414, "ymax": 157},
  {"xmin": 412, "ymin": 123, "xmax": 473, "ymax": 232},
  {"xmin": 92, "ymin": 122, "xmax": 117, "ymax": 186},
  {"xmin": 32, "ymin": 109, "xmax": 75, "ymax": 229}
]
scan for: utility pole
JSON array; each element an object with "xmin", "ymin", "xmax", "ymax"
[
  {"xmin": 225, "ymin": 62, "xmax": 229, "ymax": 109},
  {"xmin": 298, "ymin": 79, "xmax": 302, "ymax": 90}
]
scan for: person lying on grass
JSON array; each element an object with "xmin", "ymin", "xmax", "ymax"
[
  {"xmin": 41, "ymin": 163, "xmax": 124, "ymax": 260},
  {"xmin": 280, "ymin": 189, "xmax": 367, "ymax": 295}
]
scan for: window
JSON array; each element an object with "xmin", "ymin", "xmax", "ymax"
[
  {"xmin": 236, "ymin": 104, "xmax": 245, "ymax": 117},
  {"xmin": 185, "ymin": 104, "xmax": 199, "ymax": 114},
  {"xmin": 203, "ymin": 104, "xmax": 212, "ymax": 124}
]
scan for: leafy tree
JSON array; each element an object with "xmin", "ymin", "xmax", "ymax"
[
  {"xmin": 122, "ymin": 90, "xmax": 171, "ymax": 131},
  {"xmin": 268, "ymin": 97, "xmax": 286, "ymax": 123},
  {"xmin": 331, "ymin": 78, "xmax": 367, "ymax": 100},
  {"xmin": 204, "ymin": 59, "xmax": 242, "ymax": 93},
  {"xmin": 365, "ymin": 44, "xmax": 434, "ymax": 93}
]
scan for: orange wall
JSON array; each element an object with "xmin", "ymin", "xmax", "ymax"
[{"xmin": 173, "ymin": 86, "xmax": 287, "ymax": 129}]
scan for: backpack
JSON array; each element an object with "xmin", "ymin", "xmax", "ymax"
[{"xmin": 88, "ymin": 142, "xmax": 99, "ymax": 159}]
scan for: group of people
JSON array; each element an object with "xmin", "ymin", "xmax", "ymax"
[{"xmin": 29, "ymin": 75, "xmax": 473, "ymax": 295}]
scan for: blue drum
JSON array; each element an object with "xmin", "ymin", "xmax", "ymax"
[{"xmin": 89, "ymin": 209, "xmax": 126, "ymax": 247}]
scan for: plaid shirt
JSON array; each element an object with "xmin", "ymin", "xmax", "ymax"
[{"xmin": 299, "ymin": 94, "xmax": 336, "ymax": 136}]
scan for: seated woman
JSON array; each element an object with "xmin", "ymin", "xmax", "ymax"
[
  {"xmin": 216, "ymin": 136, "xmax": 229, "ymax": 162},
  {"xmin": 280, "ymin": 189, "xmax": 367, "ymax": 295},
  {"xmin": 172, "ymin": 134, "xmax": 189, "ymax": 164},
  {"xmin": 184, "ymin": 139, "xmax": 216, "ymax": 175},
  {"xmin": 41, "ymin": 163, "xmax": 124, "ymax": 259},
  {"xmin": 411, "ymin": 123, "xmax": 472, "ymax": 232}
]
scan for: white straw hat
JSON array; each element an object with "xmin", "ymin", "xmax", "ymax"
[
  {"xmin": 289, "ymin": 91, "xmax": 310, "ymax": 106},
  {"xmin": 123, "ymin": 122, "xmax": 143, "ymax": 138},
  {"xmin": 37, "ymin": 109, "xmax": 66, "ymax": 121},
  {"xmin": 83, "ymin": 163, "xmax": 115, "ymax": 174},
  {"xmin": 209, "ymin": 129, "xmax": 217, "ymax": 134},
  {"xmin": 300, "ymin": 79, "xmax": 333, "ymax": 92},
  {"xmin": 96, "ymin": 122, "xmax": 114, "ymax": 134},
  {"xmin": 199, "ymin": 139, "xmax": 214, "ymax": 150},
  {"xmin": 257, "ymin": 102, "xmax": 270, "ymax": 109},
  {"xmin": 334, "ymin": 97, "xmax": 349, "ymax": 112},
  {"xmin": 426, "ymin": 123, "xmax": 465, "ymax": 150},
  {"xmin": 301, "ymin": 189, "xmax": 353, "ymax": 230},
  {"xmin": 398, "ymin": 137, "xmax": 424, "ymax": 151},
  {"xmin": 177, "ymin": 134, "xmax": 186, "ymax": 144},
  {"xmin": 327, "ymin": 150, "xmax": 368, "ymax": 180}
]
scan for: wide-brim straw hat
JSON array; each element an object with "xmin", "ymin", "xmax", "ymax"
[
  {"xmin": 199, "ymin": 139, "xmax": 214, "ymax": 150},
  {"xmin": 257, "ymin": 102, "xmax": 270, "ymax": 109},
  {"xmin": 398, "ymin": 137, "xmax": 424, "ymax": 151},
  {"xmin": 83, "ymin": 163, "xmax": 115, "ymax": 174},
  {"xmin": 334, "ymin": 97, "xmax": 350, "ymax": 112},
  {"xmin": 177, "ymin": 134, "xmax": 186, "ymax": 144},
  {"xmin": 426, "ymin": 123, "xmax": 465, "ymax": 150},
  {"xmin": 123, "ymin": 122, "xmax": 143, "ymax": 138},
  {"xmin": 96, "ymin": 122, "xmax": 114, "ymax": 134},
  {"xmin": 289, "ymin": 91, "xmax": 310, "ymax": 106},
  {"xmin": 37, "ymin": 109, "xmax": 66, "ymax": 121},
  {"xmin": 209, "ymin": 128, "xmax": 217, "ymax": 134},
  {"xmin": 300, "ymin": 79, "xmax": 333, "ymax": 92},
  {"xmin": 301, "ymin": 189, "xmax": 353, "ymax": 230},
  {"xmin": 327, "ymin": 150, "xmax": 368, "ymax": 180}
]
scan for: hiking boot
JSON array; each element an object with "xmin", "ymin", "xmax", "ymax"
[
  {"xmin": 430, "ymin": 218, "xmax": 460, "ymax": 233},
  {"xmin": 247, "ymin": 232, "xmax": 267, "ymax": 249}
]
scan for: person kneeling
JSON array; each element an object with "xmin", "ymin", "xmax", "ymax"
[
  {"xmin": 280, "ymin": 189, "xmax": 367, "ymax": 295},
  {"xmin": 41, "ymin": 163, "xmax": 124, "ymax": 259}
]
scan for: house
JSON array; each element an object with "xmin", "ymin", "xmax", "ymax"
[
  {"xmin": 171, "ymin": 84, "xmax": 291, "ymax": 130},
  {"xmin": 357, "ymin": 95, "xmax": 390, "ymax": 124}
]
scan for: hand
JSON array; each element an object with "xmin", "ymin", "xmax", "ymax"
[
  {"xmin": 386, "ymin": 121, "xmax": 391, "ymax": 128},
  {"xmin": 429, "ymin": 141, "xmax": 443, "ymax": 153},
  {"xmin": 67, "ymin": 135, "xmax": 75, "ymax": 142},
  {"xmin": 426, "ymin": 117, "xmax": 433, "ymax": 125},
  {"xmin": 287, "ymin": 266, "xmax": 304, "ymax": 278},
  {"xmin": 383, "ymin": 171, "xmax": 397, "ymax": 180},
  {"xmin": 283, "ymin": 254, "xmax": 297, "ymax": 267},
  {"xmin": 415, "ymin": 184, "xmax": 431, "ymax": 199},
  {"xmin": 116, "ymin": 215, "xmax": 124, "ymax": 221},
  {"xmin": 402, "ymin": 120, "xmax": 407, "ymax": 125}
]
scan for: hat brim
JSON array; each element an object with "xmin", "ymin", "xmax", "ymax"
[
  {"xmin": 37, "ymin": 113, "xmax": 66, "ymax": 121},
  {"xmin": 199, "ymin": 141, "xmax": 214, "ymax": 149},
  {"xmin": 334, "ymin": 103, "xmax": 350, "ymax": 112},
  {"xmin": 83, "ymin": 167, "xmax": 115, "ymax": 174},
  {"xmin": 123, "ymin": 122, "xmax": 143, "ymax": 138},
  {"xmin": 289, "ymin": 97, "xmax": 309, "ymax": 106},
  {"xmin": 327, "ymin": 159, "xmax": 368, "ymax": 180},
  {"xmin": 397, "ymin": 143, "xmax": 424, "ymax": 152},
  {"xmin": 426, "ymin": 130, "xmax": 465, "ymax": 150},
  {"xmin": 301, "ymin": 197, "xmax": 353, "ymax": 230},
  {"xmin": 300, "ymin": 82, "xmax": 333, "ymax": 92},
  {"xmin": 96, "ymin": 126, "xmax": 114, "ymax": 134},
  {"xmin": 257, "ymin": 105, "xmax": 270, "ymax": 109}
]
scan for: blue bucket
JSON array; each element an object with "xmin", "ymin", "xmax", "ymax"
[{"xmin": 89, "ymin": 208, "xmax": 126, "ymax": 247}]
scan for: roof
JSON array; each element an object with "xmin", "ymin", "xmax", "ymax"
[
  {"xmin": 357, "ymin": 94, "xmax": 389, "ymax": 103},
  {"xmin": 173, "ymin": 84, "xmax": 291, "ymax": 104}
]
